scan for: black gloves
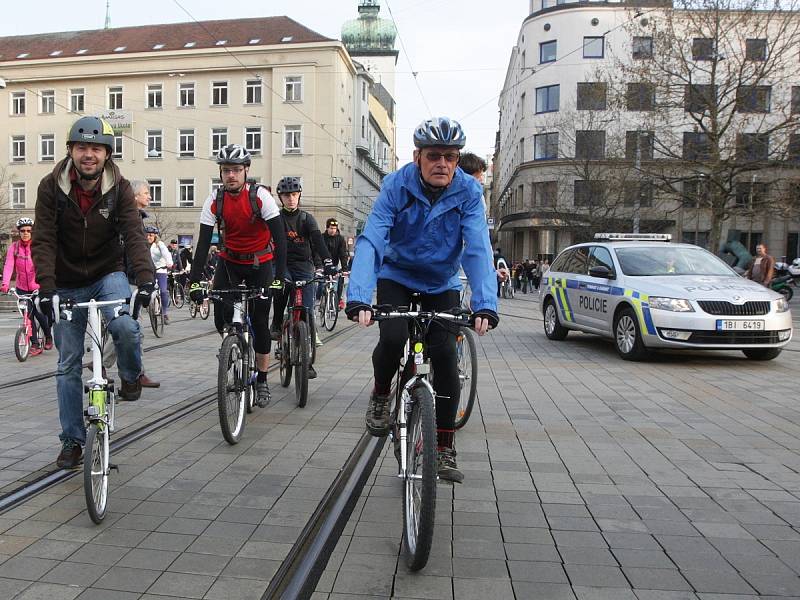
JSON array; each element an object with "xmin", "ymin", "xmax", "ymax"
[
  {"xmin": 135, "ymin": 282, "xmax": 155, "ymax": 309},
  {"xmin": 323, "ymin": 259, "xmax": 337, "ymax": 277},
  {"xmin": 470, "ymin": 310, "xmax": 499, "ymax": 330},
  {"xmin": 37, "ymin": 291, "xmax": 55, "ymax": 321},
  {"xmin": 189, "ymin": 282, "xmax": 205, "ymax": 303},
  {"xmin": 345, "ymin": 301, "xmax": 371, "ymax": 321}
]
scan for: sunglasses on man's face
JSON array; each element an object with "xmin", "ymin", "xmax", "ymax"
[{"xmin": 423, "ymin": 151, "xmax": 460, "ymax": 163}]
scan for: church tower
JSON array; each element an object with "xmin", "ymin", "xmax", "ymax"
[{"xmin": 341, "ymin": 0, "xmax": 399, "ymax": 96}]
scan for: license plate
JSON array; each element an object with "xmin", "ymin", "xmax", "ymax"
[{"xmin": 716, "ymin": 320, "xmax": 765, "ymax": 331}]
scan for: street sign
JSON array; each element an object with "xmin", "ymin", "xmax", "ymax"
[{"xmin": 487, "ymin": 217, "xmax": 495, "ymax": 230}]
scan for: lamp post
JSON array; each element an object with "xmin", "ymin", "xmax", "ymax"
[{"xmin": 632, "ymin": 130, "xmax": 646, "ymax": 234}]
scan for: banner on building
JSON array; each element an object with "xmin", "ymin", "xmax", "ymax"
[{"xmin": 100, "ymin": 110, "xmax": 132, "ymax": 131}]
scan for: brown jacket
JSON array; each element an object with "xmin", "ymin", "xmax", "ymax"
[
  {"xmin": 32, "ymin": 158, "xmax": 155, "ymax": 291},
  {"xmin": 745, "ymin": 253, "xmax": 775, "ymax": 286}
]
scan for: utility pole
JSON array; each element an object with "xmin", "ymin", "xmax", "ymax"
[
  {"xmin": 633, "ymin": 130, "xmax": 642, "ymax": 234},
  {"xmin": 104, "ymin": 0, "xmax": 111, "ymax": 29}
]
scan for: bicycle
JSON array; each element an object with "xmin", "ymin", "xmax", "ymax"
[
  {"xmin": 168, "ymin": 271, "xmax": 185, "ymax": 309},
  {"xmin": 500, "ymin": 277, "xmax": 515, "ymax": 299},
  {"xmin": 189, "ymin": 279, "xmax": 211, "ymax": 320},
  {"xmin": 53, "ymin": 294, "xmax": 140, "ymax": 524},
  {"xmin": 275, "ymin": 276, "xmax": 323, "ymax": 408},
  {"xmin": 8, "ymin": 288, "xmax": 42, "ymax": 362},
  {"xmin": 317, "ymin": 272, "xmax": 344, "ymax": 332},
  {"xmin": 208, "ymin": 285, "xmax": 262, "ymax": 444},
  {"xmin": 372, "ymin": 300, "xmax": 470, "ymax": 571},
  {"xmin": 148, "ymin": 284, "xmax": 164, "ymax": 337}
]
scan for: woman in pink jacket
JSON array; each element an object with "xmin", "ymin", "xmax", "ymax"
[{"xmin": 2, "ymin": 218, "xmax": 52, "ymax": 354}]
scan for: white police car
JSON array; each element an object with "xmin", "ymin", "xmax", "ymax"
[{"xmin": 539, "ymin": 233, "xmax": 792, "ymax": 361}]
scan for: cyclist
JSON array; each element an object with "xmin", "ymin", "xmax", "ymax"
[
  {"xmin": 269, "ymin": 177, "xmax": 336, "ymax": 379},
  {"xmin": 321, "ymin": 218, "xmax": 350, "ymax": 310},
  {"xmin": 2, "ymin": 217, "xmax": 53, "ymax": 354},
  {"xmin": 144, "ymin": 225, "xmax": 173, "ymax": 324},
  {"xmin": 188, "ymin": 144, "xmax": 287, "ymax": 408},
  {"xmin": 457, "ymin": 152, "xmax": 488, "ymax": 184},
  {"xmin": 32, "ymin": 115, "xmax": 155, "ymax": 469},
  {"xmin": 345, "ymin": 117, "xmax": 499, "ymax": 483}
]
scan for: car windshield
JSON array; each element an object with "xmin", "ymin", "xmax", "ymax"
[{"xmin": 615, "ymin": 246, "xmax": 735, "ymax": 277}]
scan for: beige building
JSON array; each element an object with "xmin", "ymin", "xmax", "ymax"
[{"xmin": 0, "ymin": 16, "xmax": 374, "ymax": 247}]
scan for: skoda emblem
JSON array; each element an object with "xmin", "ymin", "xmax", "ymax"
[{"xmin": 731, "ymin": 295, "xmax": 744, "ymax": 304}]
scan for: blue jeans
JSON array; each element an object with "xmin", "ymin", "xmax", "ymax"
[{"xmin": 54, "ymin": 271, "xmax": 143, "ymax": 445}]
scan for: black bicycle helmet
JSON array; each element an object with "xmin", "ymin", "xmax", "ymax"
[
  {"xmin": 67, "ymin": 116, "xmax": 115, "ymax": 151},
  {"xmin": 216, "ymin": 144, "xmax": 251, "ymax": 166},
  {"xmin": 277, "ymin": 176, "xmax": 302, "ymax": 194},
  {"xmin": 144, "ymin": 225, "xmax": 159, "ymax": 235},
  {"xmin": 413, "ymin": 117, "xmax": 466, "ymax": 149},
  {"xmin": 15, "ymin": 217, "xmax": 33, "ymax": 229}
]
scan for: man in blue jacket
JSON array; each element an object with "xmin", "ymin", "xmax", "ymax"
[{"xmin": 346, "ymin": 117, "xmax": 498, "ymax": 483}]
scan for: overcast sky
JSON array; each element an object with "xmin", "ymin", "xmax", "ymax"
[{"xmin": 0, "ymin": 0, "xmax": 528, "ymax": 165}]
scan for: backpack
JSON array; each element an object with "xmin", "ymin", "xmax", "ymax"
[{"xmin": 214, "ymin": 183, "xmax": 268, "ymax": 252}]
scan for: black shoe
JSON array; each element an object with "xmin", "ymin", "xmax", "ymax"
[
  {"xmin": 255, "ymin": 380, "xmax": 271, "ymax": 407},
  {"xmin": 437, "ymin": 447, "xmax": 464, "ymax": 484},
  {"xmin": 308, "ymin": 366, "xmax": 317, "ymax": 380},
  {"xmin": 270, "ymin": 326, "xmax": 280, "ymax": 341},
  {"xmin": 120, "ymin": 378, "xmax": 142, "ymax": 401},
  {"xmin": 56, "ymin": 440, "xmax": 82, "ymax": 469},
  {"xmin": 365, "ymin": 390, "xmax": 391, "ymax": 437}
]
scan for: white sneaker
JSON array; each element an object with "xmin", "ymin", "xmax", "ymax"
[{"xmin": 315, "ymin": 334, "xmax": 323, "ymax": 347}]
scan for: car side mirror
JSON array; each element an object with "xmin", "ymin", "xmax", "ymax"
[{"xmin": 589, "ymin": 265, "xmax": 614, "ymax": 279}]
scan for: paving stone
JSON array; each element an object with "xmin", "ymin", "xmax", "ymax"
[
  {"xmin": 40, "ymin": 561, "xmax": 109, "ymax": 587},
  {"xmin": 680, "ymin": 569, "xmax": 757, "ymax": 594},
  {"xmin": 146, "ymin": 571, "xmax": 215, "ymax": 598},
  {"xmin": 565, "ymin": 564, "xmax": 629, "ymax": 588},
  {"xmin": 116, "ymin": 548, "xmax": 179, "ymax": 571},
  {"xmin": 453, "ymin": 578, "xmax": 515, "ymax": 600},
  {"xmin": 508, "ymin": 560, "xmax": 568, "ymax": 583},
  {"xmin": 93, "ymin": 566, "xmax": 161, "ymax": 593},
  {"xmin": 12, "ymin": 582, "xmax": 82, "ymax": 600},
  {"xmin": 623, "ymin": 567, "xmax": 693, "ymax": 591},
  {"xmin": 0, "ymin": 556, "xmax": 58, "ymax": 580},
  {"xmin": 393, "ymin": 573, "xmax": 454, "ymax": 599}
]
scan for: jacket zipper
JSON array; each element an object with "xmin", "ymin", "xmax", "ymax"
[{"xmin": 83, "ymin": 216, "xmax": 89, "ymax": 279}]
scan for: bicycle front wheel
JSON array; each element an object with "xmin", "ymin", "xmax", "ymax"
[
  {"xmin": 14, "ymin": 326, "xmax": 30, "ymax": 362},
  {"xmin": 279, "ymin": 322, "xmax": 292, "ymax": 387},
  {"xmin": 171, "ymin": 283, "xmax": 185, "ymax": 309},
  {"xmin": 84, "ymin": 423, "xmax": 109, "ymax": 524},
  {"xmin": 295, "ymin": 321, "xmax": 309, "ymax": 408},
  {"xmin": 403, "ymin": 384, "xmax": 437, "ymax": 571},
  {"xmin": 217, "ymin": 335, "xmax": 247, "ymax": 444},
  {"xmin": 324, "ymin": 290, "xmax": 338, "ymax": 332},
  {"xmin": 454, "ymin": 328, "xmax": 478, "ymax": 430},
  {"xmin": 200, "ymin": 299, "xmax": 211, "ymax": 320},
  {"xmin": 149, "ymin": 295, "xmax": 164, "ymax": 338}
]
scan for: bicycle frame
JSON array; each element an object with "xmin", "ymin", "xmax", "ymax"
[{"xmin": 10, "ymin": 288, "xmax": 35, "ymax": 342}]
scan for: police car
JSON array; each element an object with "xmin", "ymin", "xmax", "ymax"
[{"xmin": 539, "ymin": 233, "xmax": 792, "ymax": 361}]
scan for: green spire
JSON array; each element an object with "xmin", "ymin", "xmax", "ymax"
[{"xmin": 342, "ymin": 0, "xmax": 397, "ymax": 52}]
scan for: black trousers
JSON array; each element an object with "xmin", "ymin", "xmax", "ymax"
[
  {"xmin": 373, "ymin": 278, "xmax": 461, "ymax": 430},
  {"xmin": 212, "ymin": 259, "xmax": 273, "ymax": 355}
]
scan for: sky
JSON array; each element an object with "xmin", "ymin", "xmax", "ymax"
[{"xmin": 0, "ymin": 0, "xmax": 529, "ymax": 166}]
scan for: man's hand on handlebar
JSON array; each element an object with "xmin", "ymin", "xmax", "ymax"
[{"xmin": 345, "ymin": 301, "xmax": 373, "ymax": 327}]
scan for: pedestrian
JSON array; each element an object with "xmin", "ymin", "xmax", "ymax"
[{"xmin": 744, "ymin": 243, "xmax": 775, "ymax": 287}]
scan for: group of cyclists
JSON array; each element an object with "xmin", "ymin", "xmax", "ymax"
[{"xmin": 8, "ymin": 113, "xmax": 497, "ymax": 484}]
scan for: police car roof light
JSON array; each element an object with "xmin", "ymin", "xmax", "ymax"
[{"xmin": 594, "ymin": 233, "xmax": 672, "ymax": 242}]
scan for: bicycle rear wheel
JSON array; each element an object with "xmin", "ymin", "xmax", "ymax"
[
  {"xmin": 14, "ymin": 326, "xmax": 30, "ymax": 362},
  {"xmin": 84, "ymin": 422, "xmax": 109, "ymax": 524},
  {"xmin": 149, "ymin": 295, "xmax": 164, "ymax": 338},
  {"xmin": 200, "ymin": 299, "xmax": 211, "ymax": 320},
  {"xmin": 171, "ymin": 282, "xmax": 185, "ymax": 309},
  {"xmin": 454, "ymin": 328, "xmax": 478, "ymax": 430},
  {"xmin": 279, "ymin": 322, "xmax": 292, "ymax": 387},
  {"xmin": 323, "ymin": 290, "xmax": 338, "ymax": 331},
  {"xmin": 403, "ymin": 384, "xmax": 437, "ymax": 571},
  {"xmin": 217, "ymin": 335, "xmax": 247, "ymax": 444},
  {"xmin": 295, "ymin": 321, "xmax": 309, "ymax": 408}
]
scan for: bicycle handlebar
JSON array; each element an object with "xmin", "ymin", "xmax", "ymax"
[
  {"xmin": 7, "ymin": 288, "xmax": 38, "ymax": 301},
  {"xmin": 284, "ymin": 275, "xmax": 326, "ymax": 288},
  {"xmin": 53, "ymin": 294, "xmax": 142, "ymax": 324},
  {"xmin": 370, "ymin": 307, "xmax": 471, "ymax": 326}
]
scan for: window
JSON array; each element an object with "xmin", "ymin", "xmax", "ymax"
[
  {"xmin": 40, "ymin": 134, "xmax": 55, "ymax": 162},
  {"xmin": 624, "ymin": 181, "xmax": 653, "ymax": 207},
  {"xmin": 178, "ymin": 179, "xmax": 195, "ymax": 207},
  {"xmin": 285, "ymin": 76, "xmax": 303, "ymax": 102},
  {"xmin": 70, "ymin": 88, "xmax": 85, "ymax": 112},
  {"xmin": 11, "ymin": 136, "xmax": 25, "ymax": 162},
  {"xmin": 284, "ymin": 125, "xmax": 302, "ymax": 154},
  {"xmin": 534, "ymin": 181, "xmax": 557, "ymax": 207},
  {"xmin": 575, "ymin": 130, "xmax": 605, "ymax": 160},
  {"xmin": 179, "ymin": 129, "xmax": 195, "ymax": 157},
  {"xmin": 361, "ymin": 116, "xmax": 366, "ymax": 139},
  {"xmin": 11, "ymin": 183, "xmax": 25, "ymax": 209},
  {"xmin": 632, "ymin": 36, "xmax": 653, "ymax": 59},
  {"xmin": 692, "ymin": 38, "xmax": 714, "ymax": 60},
  {"xmin": 792, "ymin": 87, "xmax": 800, "ymax": 114},
  {"xmin": 625, "ymin": 131, "xmax": 654, "ymax": 160},
  {"xmin": 576, "ymin": 82, "xmax": 607, "ymax": 111},
  {"xmin": 789, "ymin": 134, "xmax": 800, "ymax": 162},
  {"xmin": 534, "ymin": 132, "xmax": 558, "ymax": 160},
  {"xmin": 147, "ymin": 84, "xmax": 163, "ymax": 109},
  {"xmin": 245, "ymin": 79, "xmax": 262, "ymax": 104},
  {"xmin": 540, "ymin": 40, "xmax": 556, "ymax": 64},
  {"xmin": 682, "ymin": 230, "xmax": 709, "ymax": 248},
  {"xmin": 108, "ymin": 86, "xmax": 123, "ymax": 110},
  {"xmin": 682, "ymin": 178, "xmax": 709, "ymax": 208},
  {"xmin": 737, "ymin": 133, "xmax": 769, "ymax": 161},
  {"xmin": 245, "ymin": 127, "xmax": 262, "ymax": 154},
  {"xmin": 683, "ymin": 132, "xmax": 710, "ymax": 160},
  {"xmin": 40, "ymin": 90, "xmax": 55, "ymax": 114},
  {"xmin": 535, "ymin": 84, "xmax": 559, "ymax": 113},
  {"xmin": 549, "ymin": 250, "xmax": 572, "ymax": 273},
  {"xmin": 684, "ymin": 84, "xmax": 716, "ymax": 113},
  {"xmin": 362, "ymin": 81, "xmax": 367, "ymax": 101},
  {"xmin": 746, "ymin": 38, "xmax": 767, "ymax": 61},
  {"xmin": 736, "ymin": 85, "xmax": 770, "ymax": 113},
  {"xmin": 211, "ymin": 178, "xmax": 222, "ymax": 195},
  {"xmin": 589, "ymin": 246, "xmax": 614, "ymax": 272},
  {"xmin": 148, "ymin": 179, "xmax": 162, "ymax": 207},
  {"xmin": 211, "ymin": 128, "xmax": 228, "ymax": 154},
  {"xmin": 626, "ymin": 83, "xmax": 655, "ymax": 111},
  {"xmin": 735, "ymin": 181, "xmax": 768, "ymax": 208},
  {"xmin": 179, "ymin": 82, "xmax": 195, "ymax": 107},
  {"xmin": 11, "ymin": 92, "xmax": 25, "ymax": 115},
  {"xmin": 112, "ymin": 135, "xmax": 123, "ymax": 160},
  {"xmin": 147, "ymin": 130, "xmax": 163, "ymax": 158},
  {"xmin": 563, "ymin": 246, "xmax": 590, "ymax": 274},
  {"xmin": 211, "ymin": 81, "xmax": 228, "ymax": 106},
  {"xmin": 574, "ymin": 180, "xmax": 605, "ymax": 207},
  {"xmin": 583, "ymin": 36, "xmax": 604, "ymax": 58}
]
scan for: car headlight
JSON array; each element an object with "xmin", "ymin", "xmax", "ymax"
[
  {"xmin": 775, "ymin": 298, "xmax": 790, "ymax": 313},
  {"xmin": 648, "ymin": 297, "xmax": 694, "ymax": 312}
]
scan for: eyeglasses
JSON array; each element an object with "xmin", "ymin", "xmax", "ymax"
[
  {"xmin": 18, "ymin": 229, "xmax": 32, "ymax": 234},
  {"xmin": 221, "ymin": 167, "xmax": 245, "ymax": 175},
  {"xmin": 423, "ymin": 151, "xmax": 460, "ymax": 164}
]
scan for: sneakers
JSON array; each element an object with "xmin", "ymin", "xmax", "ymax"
[
  {"xmin": 44, "ymin": 337, "xmax": 54, "ymax": 350},
  {"xmin": 308, "ymin": 366, "xmax": 317, "ymax": 380},
  {"xmin": 315, "ymin": 335, "xmax": 323, "ymax": 348},
  {"xmin": 338, "ymin": 299, "xmax": 345, "ymax": 311},
  {"xmin": 56, "ymin": 439, "xmax": 82, "ymax": 469},
  {"xmin": 365, "ymin": 390, "xmax": 391, "ymax": 437},
  {"xmin": 29, "ymin": 344, "xmax": 43, "ymax": 357},
  {"xmin": 163, "ymin": 314, "xmax": 170, "ymax": 324},
  {"xmin": 437, "ymin": 446, "xmax": 464, "ymax": 484},
  {"xmin": 255, "ymin": 380, "xmax": 271, "ymax": 408},
  {"xmin": 120, "ymin": 377, "xmax": 142, "ymax": 401}
]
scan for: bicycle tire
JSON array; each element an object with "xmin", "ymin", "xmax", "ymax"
[
  {"xmin": 149, "ymin": 295, "xmax": 164, "ymax": 338},
  {"xmin": 403, "ymin": 384, "xmax": 437, "ymax": 571},
  {"xmin": 246, "ymin": 345, "xmax": 256, "ymax": 414},
  {"xmin": 171, "ymin": 283, "xmax": 185, "ymax": 309},
  {"xmin": 189, "ymin": 301, "xmax": 198, "ymax": 318},
  {"xmin": 200, "ymin": 300, "xmax": 211, "ymax": 320},
  {"xmin": 279, "ymin": 322, "xmax": 292, "ymax": 387},
  {"xmin": 308, "ymin": 315, "xmax": 317, "ymax": 366},
  {"xmin": 217, "ymin": 335, "xmax": 247, "ymax": 444},
  {"xmin": 324, "ymin": 289, "xmax": 338, "ymax": 331},
  {"xmin": 14, "ymin": 326, "xmax": 29, "ymax": 362},
  {"xmin": 84, "ymin": 422, "xmax": 109, "ymax": 524},
  {"xmin": 318, "ymin": 293, "xmax": 326, "ymax": 329},
  {"xmin": 454, "ymin": 328, "xmax": 479, "ymax": 430},
  {"xmin": 295, "ymin": 321, "xmax": 309, "ymax": 408}
]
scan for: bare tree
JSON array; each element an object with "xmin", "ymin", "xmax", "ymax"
[
  {"xmin": 0, "ymin": 166, "xmax": 24, "ymax": 253},
  {"xmin": 145, "ymin": 208, "xmax": 179, "ymax": 242}
]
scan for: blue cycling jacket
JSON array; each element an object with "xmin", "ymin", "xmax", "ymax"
[{"xmin": 347, "ymin": 163, "xmax": 498, "ymax": 313}]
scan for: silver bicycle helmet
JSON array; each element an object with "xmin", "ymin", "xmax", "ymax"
[
  {"xmin": 15, "ymin": 217, "xmax": 33, "ymax": 229},
  {"xmin": 413, "ymin": 117, "xmax": 466, "ymax": 149},
  {"xmin": 216, "ymin": 144, "xmax": 251, "ymax": 166}
]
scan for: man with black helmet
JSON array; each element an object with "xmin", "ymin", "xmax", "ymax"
[
  {"xmin": 345, "ymin": 117, "xmax": 498, "ymax": 484},
  {"xmin": 188, "ymin": 144, "xmax": 287, "ymax": 408},
  {"xmin": 321, "ymin": 217, "xmax": 350, "ymax": 310},
  {"xmin": 270, "ymin": 177, "xmax": 336, "ymax": 379},
  {"xmin": 32, "ymin": 115, "xmax": 155, "ymax": 470}
]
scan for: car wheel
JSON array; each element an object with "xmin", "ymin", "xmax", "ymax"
[
  {"xmin": 742, "ymin": 348, "xmax": 782, "ymax": 360},
  {"xmin": 543, "ymin": 299, "xmax": 568, "ymax": 341},
  {"xmin": 614, "ymin": 306, "xmax": 649, "ymax": 361}
]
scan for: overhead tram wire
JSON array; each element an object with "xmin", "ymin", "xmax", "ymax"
[{"xmin": 385, "ymin": 0, "xmax": 433, "ymax": 118}]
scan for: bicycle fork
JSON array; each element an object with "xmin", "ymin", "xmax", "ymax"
[{"xmin": 396, "ymin": 376, "xmax": 435, "ymax": 481}]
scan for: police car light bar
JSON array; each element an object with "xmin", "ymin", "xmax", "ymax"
[{"xmin": 594, "ymin": 233, "xmax": 672, "ymax": 242}]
